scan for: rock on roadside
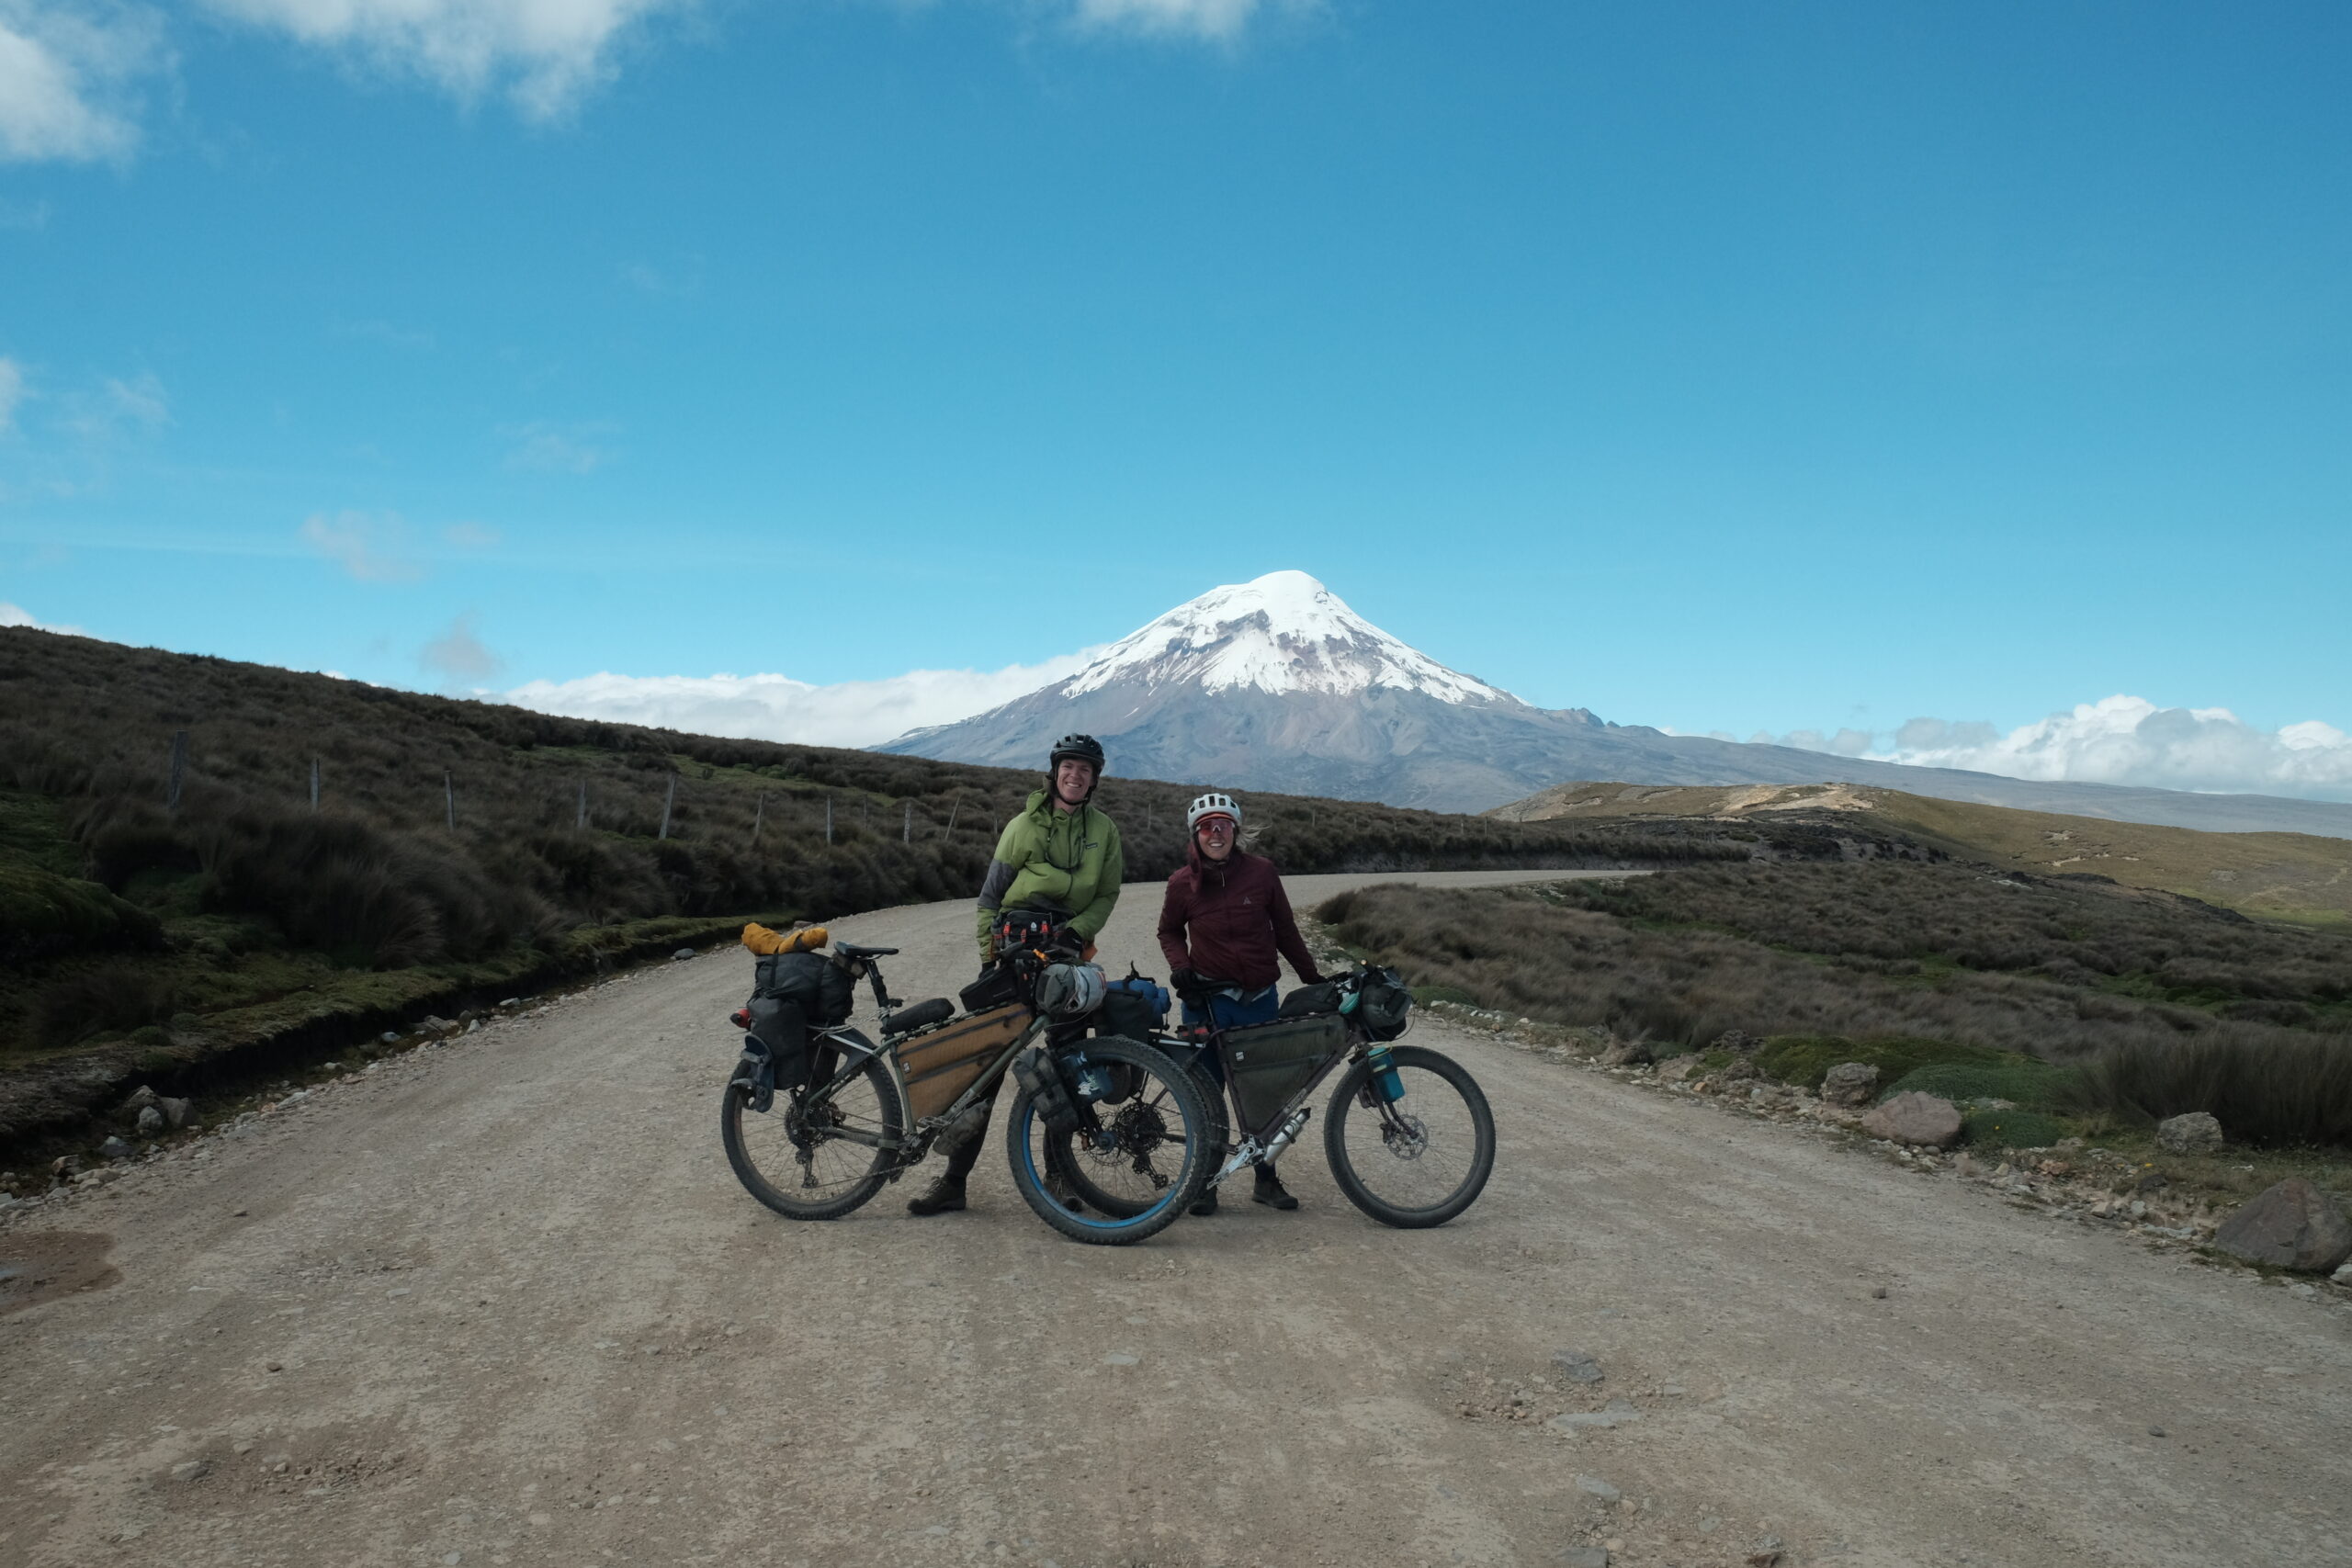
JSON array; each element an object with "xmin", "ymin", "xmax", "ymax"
[
  {"xmin": 1859, "ymin": 1091, "xmax": 1962, "ymax": 1150},
  {"xmin": 2211, "ymin": 1178, "xmax": 2352, "ymax": 1273},
  {"xmin": 1820, "ymin": 1062, "xmax": 1880, "ymax": 1108},
  {"xmin": 2155, "ymin": 1111, "xmax": 2224, "ymax": 1155}
]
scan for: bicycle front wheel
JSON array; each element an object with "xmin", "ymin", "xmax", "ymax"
[
  {"xmin": 722, "ymin": 1050, "xmax": 905, "ymax": 1221},
  {"xmin": 1323, "ymin": 1044, "xmax": 1494, "ymax": 1228},
  {"xmin": 1007, "ymin": 1036, "xmax": 1211, "ymax": 1245}
]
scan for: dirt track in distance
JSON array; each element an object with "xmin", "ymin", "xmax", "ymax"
[{"xmin": 3, "ymin": 868, "xmax": 2348, "ymax": 1568}]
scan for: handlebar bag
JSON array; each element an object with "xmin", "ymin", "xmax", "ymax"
[
  {"xmin": 1349, "ymin": 965, "xmax": 1414, "ymax": 1042},
  {"xmin": 755, "ymin": 951, "xmax": 854, "ymax": 1027},
  {"xmin": 1217, "ymin": 1015, "xmax": 1351, "ymax": 1134},
  {"xmin": 1097, "ymin": 974, "xmax": 1170, "ymax": 1042},
  {"xmin": 895, "ymin": 1003, "xmax": 1034, "ymax": 1122}
]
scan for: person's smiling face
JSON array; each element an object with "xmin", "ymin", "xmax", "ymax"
[{"xmin": 1194, "ymin": 815, "xmax": 1236, "ymax": 861}]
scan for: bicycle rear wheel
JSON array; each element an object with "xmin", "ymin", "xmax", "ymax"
[
  {"xmin": 722, "ymin": 1050, "xmax": 904, "ymax": 1220},
  {"xmin": 1006, "ymin": 1036, "xmax": 1211, "ymax": 1245},
  {"xmin": 1323, "ymin": 1045, "xmax": 1494, "ymax": 1228}
]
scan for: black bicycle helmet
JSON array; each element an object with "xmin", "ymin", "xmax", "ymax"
[{"xmin": 1049, "ymin": 734, "xmax": 1105, "ymax": 772}]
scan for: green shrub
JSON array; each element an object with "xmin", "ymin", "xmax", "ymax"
[
  {"xmin": 1962, "ymin": 1108, "xmax": 2072, "ymax": 1150},
  {"xmin": 1883, "ymin": 1059, "xmax": 2073, "ymax": 1110}
]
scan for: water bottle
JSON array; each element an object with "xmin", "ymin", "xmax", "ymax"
[{"xmin": 1366, "ymin": 1043, "xmax": 1405, "ymax": 1103}]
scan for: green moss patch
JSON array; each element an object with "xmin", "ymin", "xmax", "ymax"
[
  {"xmin": 1961, "ymin": 1108, "xmax": 2073, "ymax": 1151},
  {"xmin": 1752, "ymin": 1034, "xmax": 2014, "ymax": 1093}
]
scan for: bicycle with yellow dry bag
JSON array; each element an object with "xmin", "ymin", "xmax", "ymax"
[{"xmin": 718, "ymin": 923, "xmax": 1215, "ymax": 1245}]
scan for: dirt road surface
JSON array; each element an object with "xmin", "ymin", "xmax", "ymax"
[{"xmin": 5, "ymin": 869, "xmax": 2349, "ymax": 1568}]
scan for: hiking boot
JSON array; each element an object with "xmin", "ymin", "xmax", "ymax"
[
  {"xmin": 1252, "ymin": 1166, "xmax": 1298, "ymax": 1211},
  {"xmin": 906, "ymin": 1175, "xmax": 967, "ymax": 1216},
  {"xmin": 1044, "ymin": 1168, "xmax": 1084, "ymax": 1213},
  {"xmin": 1188, "ymin": 1183, "xmax": 1219, "ymax": 1217}
]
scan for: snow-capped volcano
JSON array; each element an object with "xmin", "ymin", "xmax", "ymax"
[
  {"xmin": 879, "ymin": 570, "xmax": 2352, "ymax": 828},
  {"xmin": 1064, "ymin": 570, "xmax": 1514, "ymax": 705}
]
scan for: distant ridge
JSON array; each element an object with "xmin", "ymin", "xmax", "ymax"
[{"xmin": 883, "ymin": 571, "xmax": 2352, "ymax": 840}]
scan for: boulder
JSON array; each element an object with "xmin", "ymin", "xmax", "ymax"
[
  {"xmin": 135, "ymin": 1105, "xmax": 164, "ymax": 1135},
  {"xmin": 1859, "ymin": 1091, "xmax": 1963, "ymax": 1149},
  {"xmin": 2155, "ymin": 1112, "xmax": 2224, "ymax": 1155},
  {"xmin": 1820, "ymin": 1062, "xmax": 1880, "ymax": 1108},
  {"xmin": 1598, "ymin": 1039, "xmax": 1655, "ymax": 1067},
  {"xmin": 119, "ymin": 1085, "xmax": 160, "ymax": 1115},
  {"xmin": 99, "ymin": 1135, "xmax": 135, "ymax": 1162},
  {"xmin": 159, "ymin": 1097, "xmax": 193, "ymax": 1129},
  {"xmin": 1716, "ymin": 1056, "xmax": 1759, "ymax": 1084},
  {"xmin": 673, "ymin": 947, "xmax": 697, "ymax": 962},
  {"xmin": 2211, "ymin": 1179, "xmax": 2352, "ymax": 1273}
]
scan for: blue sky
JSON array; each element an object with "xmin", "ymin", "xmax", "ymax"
[{"xmin": 3, "ymin": 1, "xmax": 2348, "ymax": 795}]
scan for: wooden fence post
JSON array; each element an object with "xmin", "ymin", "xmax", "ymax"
[
  {"xmin": 445, "ymin": 770, "xmax": 457, "ymax": 831},
  {"xmin": 576, "ymin": 780, "xmax": 588, "ymax": 830},
  {"xmin": 752, "ymin": 792, "xmax": 765, "ymax": 846},
  {"xmin": 902, "ymin": 800, "xmax": 911, "ymax": 843},
  {"xmin": 660, "ymin": 775, "xmax": 676, "ymax": 840},
  {"xmin": 166, "ymin": 730, "xmax": 187, "ymax": 813},
  {"xmin": 825, "ymin": 795, "xmax": 833, "ymax": 845},
  {"xmin": 310, "ymin": 758, "xmax": 321, "ymax": 811},
  {"xmin": 944, "ymin": 798, "xmax": 960, "ymax": 839}
]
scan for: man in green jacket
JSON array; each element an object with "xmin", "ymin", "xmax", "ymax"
[{"xmin": 910, "ymin": 734, "xmax": 1125, "ymax": 1216}]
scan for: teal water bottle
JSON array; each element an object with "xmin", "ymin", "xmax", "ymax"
[{"xmin": 1366, "ymin": 1043, "xmax": 1405, "ymax": 1103}]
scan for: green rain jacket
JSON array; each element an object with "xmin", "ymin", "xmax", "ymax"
[{"xmin": 974, "ymin": 790, "xmax": 1125, "ymax": 962}]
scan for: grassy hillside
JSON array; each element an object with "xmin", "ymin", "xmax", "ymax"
[
  {"xmin": 1317, "ymin": 865, "xmax": 2352, "ymax": 1148},
  {"xmin": 1490, "ymin": 781, "xmax": 2352, "ymax": 930},
  {"xmin": 0, "ymin": 628, "xmax": 1747, "ymax": 1150}
]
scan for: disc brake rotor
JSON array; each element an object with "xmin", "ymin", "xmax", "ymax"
[{"xmin": 1379, "ymin": 1111, "xmax": 1430, "ymax": 1160}]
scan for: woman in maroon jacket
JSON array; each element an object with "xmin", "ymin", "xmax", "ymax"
[{"xmin": 1158, "ymin": 790, "xmax": 1326, "ymax": 1215}]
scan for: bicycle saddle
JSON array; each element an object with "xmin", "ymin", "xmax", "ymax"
[{"xmin": 833, "ymin": 941, "xmax": 899, "ymax": 959}]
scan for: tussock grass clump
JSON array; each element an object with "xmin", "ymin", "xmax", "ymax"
[
  {"xmin": 2077, "ymin": 1036, "xmax": 2352, "ymax": 1149},
  {"xmin": 31, "ymin": 962, "xmax": 178, "ymax": 1050},
  {"xmin": 1961, "ymin": 1109, "xmax": 2073, "ymax": 1151}
]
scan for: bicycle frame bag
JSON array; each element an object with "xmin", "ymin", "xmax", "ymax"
[
  {"xmin": 1217, "ymin": 1014, "xmax": 1351, "ymax": 1134},
  {"xmin": 894, "ymin": 1003, "xmax": 1034, "ymax": 1122},
  {"xmin": 755, "ymin": 951, "xmax": 855, "ymax": 1028}
]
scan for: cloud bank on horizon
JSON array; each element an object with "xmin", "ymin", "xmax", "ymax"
[
  {"xmin": 505, "ymin": 649, "xmax": 1102, "ymax": 751},
  {"xmin": 1739, "ymin": 696, "xmax": 2352, "ymax": 803}
]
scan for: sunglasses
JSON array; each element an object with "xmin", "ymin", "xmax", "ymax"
[{"xmin": 1194, "ymin": 818, "xmax": 1235, "ymax": 835}]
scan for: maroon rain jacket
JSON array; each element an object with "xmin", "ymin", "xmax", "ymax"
[{"xmin": 1158, "ymin": 845, "xmax": 1324, "ymax": 992}]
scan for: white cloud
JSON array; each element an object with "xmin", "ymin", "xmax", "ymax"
[
  {"xmin": 0, "ymin": 0, "xmax": 163, "ymax": 164},
  {"xmin": 1069, "ymin": 0, "xmax": 1282, "ymax": 40},
  {"xmin": 0, "ymin": 357, "xmax": 23, "ymax": 432},
  {"xmin": 0, "ymin": 599, "xmax": 87, "ymax": 634},
  {"xmin": 505, "ymin": 649, "xmax": 1100, "ymax": 750},
  {"xmin": 300, "ymin": 510, "xmax": 424, "ymax": 582},
  {"xmin": 102, "ymin": 369, "xmax": 168, "ymax": 429},
  {"xmin": 1785, "ymin": 694, "xmax": 2352, "ymax": 803},
  {"xmin": 422, "ymin": 608, "xmax": 503, "ymax": 682},
  {"xmin": 443, "ymin": 520, "xmax": 499, "ymax": 549},
  {"xmin": 199, "ymin": 0, "xmax": 688, "ymax": 119},
  {"xmin": 502, "ymin": 420, "xmax": 611, "ymax": 474}
]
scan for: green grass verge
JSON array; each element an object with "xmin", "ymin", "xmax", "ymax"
[
  {"xmin": 1960, "ymin": 1108, "xmax": 2074, "ymax": 1151},
  {"xmin": 1752, "ymin": 1034, "xmax": 2018, "ymax": 1093}
]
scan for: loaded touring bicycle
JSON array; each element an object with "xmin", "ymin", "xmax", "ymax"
[
  {"xmin": 718, "ymin": 921, "xmax": 1217, "ymax": 1245},
  {"xmin": 1065, "ymin": 964, "xmax": 1498, "ymax": 1229}
]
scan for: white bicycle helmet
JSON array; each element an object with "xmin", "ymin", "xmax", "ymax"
[
  {"xmin": 1186, "ymin": 791, "xmax": 1242, "ymax": 832},
  {"xmin": 1033, "ymin": 962, "xmax": 1107, "ymax": 1021}
]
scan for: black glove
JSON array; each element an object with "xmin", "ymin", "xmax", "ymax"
[{"xmin": 1170, "ymin": 966, "xmax": 1202, "ymax": 998}]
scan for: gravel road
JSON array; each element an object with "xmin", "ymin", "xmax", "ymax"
[{"xmin": 4, "ymin": 868, "xmax": 2348, "ymax": 1568}]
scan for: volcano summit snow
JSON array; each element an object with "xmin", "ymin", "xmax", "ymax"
[
  {"xmin": 1058, "ymin": 571, "xmax": 1514, "ymax": 707},
  {"xmin": 882, "ymin": 571, "xmax": 2352, "ymax": 835}
]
